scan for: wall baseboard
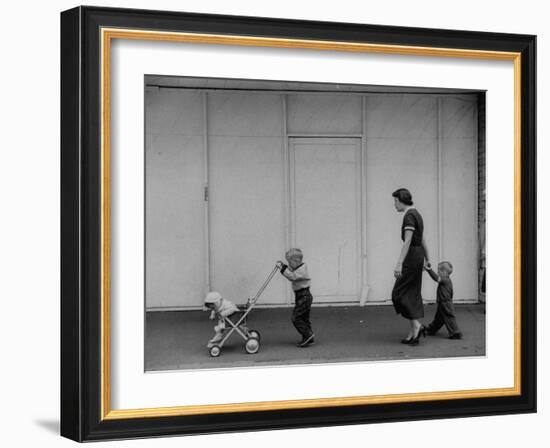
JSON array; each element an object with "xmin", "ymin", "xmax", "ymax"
[{"xmin": 146, "ymin": 299, "xmax": 482, "ymax": 313}]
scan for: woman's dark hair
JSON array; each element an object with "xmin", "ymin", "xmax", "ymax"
[{"xmin": 392, "ymin": 188, "xmax": 413, "ymax": 206}]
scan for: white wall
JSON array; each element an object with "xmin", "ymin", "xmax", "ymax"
[
  {"xmin": 365, "ymin": 94, "xmax": 440, "ymax": 301},
  {"xmin": 287, "ymin": 94, "xmax": 363, "ymax": 134},
  {"xmin": 146, "ymin": 90, "xmax": 479, "ymax": 308},
  {"xmin": 440, "ymin": 96, "xmax": 479, "ymax": 302},
  {"xmin": 365, "ymin": 94, "xmax": 478, "ymax": 302},
  {"xmin": 4, "ymin": 1, "xmax": 544, "ymax": 447},
  {"xmin": 145, "ymin": 89, "xmax": 207, "ymax": 307},
  {"xmin": 208, "ymin": 93, "xmax": 287, "ymax": 304}
]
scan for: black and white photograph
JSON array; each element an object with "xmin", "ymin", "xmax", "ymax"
[
  {"xmin": 1, "ymin": 0, "xmax": 544, "ymax": 444},
  {"xmin": 144, "ymin": 75, "xmax": 486, "ymax": 371}
]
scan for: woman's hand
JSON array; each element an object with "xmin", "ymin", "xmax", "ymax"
[
  {"xmin": 424, "ymin": 260, "xmax": 432, "ymax": 270},
  {"xmin": 394, "ymin": 262, "xmax": 403, "ymax": 279}
]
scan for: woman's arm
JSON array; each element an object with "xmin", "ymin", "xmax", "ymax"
[
  {"xmin": 421, "ymin": 237, "xmax": 431, "ymax": 267},
  {"xmin": 395, "ymin": 230, "xmax": 413, "ymax": 278}
]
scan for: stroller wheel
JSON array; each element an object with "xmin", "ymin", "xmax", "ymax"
[
  {"xmin": 245, "ymin": 337, "xmax": 260, "ymax": 354},
  {"xmin": 248, "ymin": 330, "xmax": 261, "ymax": 342},
  {"xmin": 209, "ymin": 345, "xmax": 221, "ymax": 357}
]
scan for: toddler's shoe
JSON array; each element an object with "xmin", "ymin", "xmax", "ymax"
[
  {"xmin": 449, "ymin": 333, "xmax": 463, "ymax": 340},
  {"xmin": 297, "ymin": 334, "xmax": 315, "ymax": 347},
  {"xmin": 208, "ymin": 335, "xmax": 223, "ymax": 346}
]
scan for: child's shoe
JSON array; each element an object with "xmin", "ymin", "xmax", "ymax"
[
  {"xmin": 449, "ymin": 332, "xmax": 463, "ymax": 340},
  {"xmin": 297, "ymin": 334, "xmax": 315, "ymax": 347},
  {"xmin": 208, "ymin": 334, "xmax": 223, "ymax": 347}
]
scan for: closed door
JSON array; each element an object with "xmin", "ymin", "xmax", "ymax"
[{"xmin": 290, "ymin": 138, "xmax": 361, "ymax": 303}]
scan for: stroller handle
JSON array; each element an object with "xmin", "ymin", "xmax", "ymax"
[{"xmin": 248, "ymin": 264, "xmax": 280, "ymax": 305}]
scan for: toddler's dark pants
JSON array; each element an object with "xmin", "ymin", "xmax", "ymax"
[
  {"xmin": 427, "ymin": 300, "xmax": 461, "ymax": 336},
  {"xmin": 292, "ymin": 288, "xmax": 313, "ymax": 340}
]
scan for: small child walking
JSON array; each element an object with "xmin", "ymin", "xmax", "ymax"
[
  {"xmin": 424, "ymin": 262, "xmax": 463, "ymax": 339},
  {"xmin": 277, "ymin": 248, "xmax": 315, "ymax": 347},
  {"xmin": 204, "ymin": 291, "xmax": 240, "ymax": 348}
]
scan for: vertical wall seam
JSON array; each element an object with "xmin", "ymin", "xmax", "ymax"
[
  {"xmin": 473, "ymin": 97, "xmax": 479, "ymax": 301},
  {"xmin": 282, "ymin": 94, "xmax": 290, "ymax": 304},
  {"xmin": 203, "ymin": 92, "xmax": 211, "ymax": 294},
  {"xmin": 437, "ymin": 97, "xmax": 443, "ymax": 262},
  {"xmin": 360, "ymin": 95, "xmax": 369, "ymax": 305}
]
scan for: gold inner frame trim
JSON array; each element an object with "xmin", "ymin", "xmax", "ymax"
[{"xmin": 100, "ymin": 27, "xmax": 522, "ymax": 421}]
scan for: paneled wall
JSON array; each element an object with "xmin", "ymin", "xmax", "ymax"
[
  {"xmin": 440, "ymin": 96, "xmax": 478, "ymax": 304},
  {"xmin": 145, "ymin": 88, "xmax": 480, "ymax": 309},
  {"xmin": 287, "ymin": 94, "xmax": 362, "ymax": 134},
  {"xmin": 208, "ymin": 93, "xmax": 287, "ymax": 305},
  {"xmin": 145, "ymin": 88, "xmax": 206, "ymax": 308},
  {"xmin": 477, "ymin": 95, "xmax": 486, "ymax": 302},
  {"xmin": 365, "ymin": 95, "xmax": 439, "ymax": 301}
]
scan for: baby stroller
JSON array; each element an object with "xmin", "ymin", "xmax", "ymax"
[{"xmin": 208, "ymin": 264, "xmax": 280, "ymax": 358}]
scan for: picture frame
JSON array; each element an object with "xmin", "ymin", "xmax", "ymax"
[{"xmin": 60, "ymin": 5, "xmax": 536, "ymax": 442}]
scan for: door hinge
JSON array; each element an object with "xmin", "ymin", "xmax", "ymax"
[{"xmin": 204, "ymin": 186, "xmax": 209, "ymax": 201}]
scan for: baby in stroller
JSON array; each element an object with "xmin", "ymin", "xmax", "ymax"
[
  {"xmin": 202, "ymin": 265, "xmax": 278, "ymax": 357},
  {"xmin": 204, "ymin": 291, "xmax": 240, "ymax": 348}
]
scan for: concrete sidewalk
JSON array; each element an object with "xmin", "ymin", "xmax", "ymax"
[{"xmin": 145, "ymin": 303, "xmax": 485, "ymax": 371}]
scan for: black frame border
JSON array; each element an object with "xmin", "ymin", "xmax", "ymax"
[{"xmin": 61, "ymin": 6, "xmax": 536, "ymax": 442}]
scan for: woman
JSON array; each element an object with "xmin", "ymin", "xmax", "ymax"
[{"xmin": 391, "ymin": 188, "xmax": 431, "ymax": 345}]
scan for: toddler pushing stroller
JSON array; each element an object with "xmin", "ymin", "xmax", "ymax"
[{"xmin": 203, "ymin": 264, "xmax": 280, "ymax": 357}]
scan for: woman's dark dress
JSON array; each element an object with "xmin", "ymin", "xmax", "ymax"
[{"xmin": 391, "ymin": 208, "xmax": 425, "ymax": 319}]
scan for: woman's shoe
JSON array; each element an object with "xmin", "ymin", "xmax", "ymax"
[
  {"xmin": 401, "ymin": 337, "xmax": 413, "ymax": 344},
  {"xmin": 408, "ymin": 328, "xmax": 424, "ymax": 346}
]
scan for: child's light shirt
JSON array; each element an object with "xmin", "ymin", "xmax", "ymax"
[{"xmin": 281, "ymin": 263, "xmax": 311, "ymax": 291}]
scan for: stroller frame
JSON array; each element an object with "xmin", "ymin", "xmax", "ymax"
[{"xmin": 208, "ymin": 264, "xmax": 280, "ymax": 357}]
